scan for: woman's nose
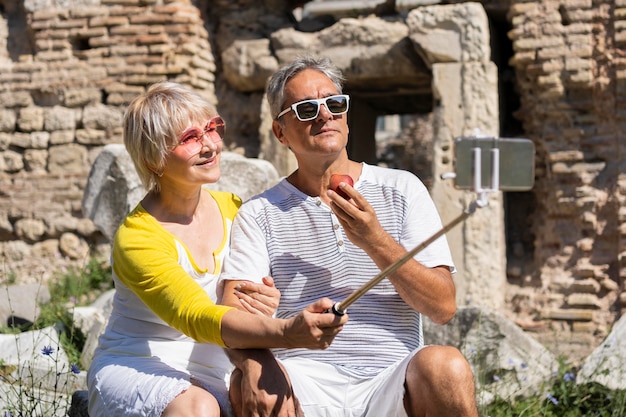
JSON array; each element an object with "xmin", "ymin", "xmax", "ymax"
[{"xmin": 201, "ymin": 131, "xmax": 222, "ymax": 150}]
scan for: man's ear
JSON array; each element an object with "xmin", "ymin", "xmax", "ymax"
[{"xmin": 272, "ymin": 120, "xmax": 289, "ymax": 147}]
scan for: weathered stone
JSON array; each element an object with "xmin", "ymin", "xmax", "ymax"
[
  {"xmin": 221, "ymin": 39, "xmax": 278, "ymax": 92},
  {"xmin": 15, "ymin": 218, "xmax": 46, "ymax": 242},
  {"xmin": 50, "ymin": 130, "xmax": 75, "ymax": 144},
  {"xmin": 31, "ymin": 238, "xmax": 61, "ymax": 258},
  {"xmin": 0, "ymin": 133, "xmax": 10, "ymax": 150},
  {"xmin": 566, "ymin": 293, "xmax": 601, "ymax": 309},
  {"xmin": 424, "ymin": 306, "xmax": 558, "ymax": 404},
  {"xmin": 28, "ymin": 131, "xmax": 51, "ymax": 149},
  {"xmin": 0, "ymin": 150, "xmax": 25, "ymax": 172},
  {"xmin": 0, "ymin": 283, "xmax": 51, "ymax": 326},
  {"xmin": 48, "ymin": 143, "xmax": 89, "ymax": 174},
  {"xmin": 75, "ymin": 128, "xmax": 111, "ymax": 145},
  {"xmin": 2, "ymin": 240, "xmax": 31, "ymax": 262},
  {"xmin": 18, "ymin": 107, "xmax": 45, "ymax": 132},
  {"xmin": 407, "ymin": 2, "xmax": 491, "ymax": 65},
  {"xmin": 74, "ymin": 289, "xmax": 115, "ymax": 369},
  {"xmin": 0, "ymin": 212, "xmax": 13, "ymax": 237},
  {"xmin": 600, "ymin": 277, "xmax": 619, "ymax": 292},
  {"xmin": 59, "ymin": 232, "xmax": 89, "ymax": 260},
  {"xmin": 64, "ymin": 88, "xmax": 103, "ymax": 107},
  {"xmin": 577, "ymin": 313, "xmax": 626, "ymax": 390},
  {"xmin": 44, "ymin": 106, "xmax": 80, "ymax": 131},
  {"xmin": 0, "ymin": 91, "xmax": 33, "ymax": 107},
  {"xmin": 543, "ymin": 308, "xmax": 594, "ymax": 321},
  {"xmin": 82, "ymin": 104, "xmax": 123, "ymax": 130},
  {"xmin": 0, "ymin": 109, "xmax": 17, "ymax": 132}
]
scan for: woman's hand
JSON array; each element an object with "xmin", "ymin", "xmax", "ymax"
[
  {"xmin": 221, "ymin": 297, "xmax": 347, "ymax": 350},
  {"xmin": 234, "ymin": 276, "xmax": 281, "ymax": 317}
]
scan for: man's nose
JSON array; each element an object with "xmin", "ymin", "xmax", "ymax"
[{"xmin": 317, "ymin": 103, "xmax": 333, "ymax": 120}]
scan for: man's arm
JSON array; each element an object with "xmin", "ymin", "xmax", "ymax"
[
  {"xmin": 228, "ymin": 348, "xmax": 303, "ymax": 417},
  {"xmin": 328, "ymin": 184, "xmax": 456, "ymax": 325},
  {"xmin": 222, "ymin": 279, "xmax": 303, "ymax": 417}
]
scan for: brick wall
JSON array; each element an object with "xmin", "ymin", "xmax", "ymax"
[
  {"xmin": 0, "ymin": 0, "xmax": 217, "ymax": 282},
  {"xmin": 508, "ymin": 0, "xmax": 624, "ymax": 358}
]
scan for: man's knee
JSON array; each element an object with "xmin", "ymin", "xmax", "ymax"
[
  {"xmin": 405, "ymin": 346, "xmax": 478, "ymax": 417},
  {"xmin": 407, "ymin": 346, "xmax": 475, "ymax": 393}
]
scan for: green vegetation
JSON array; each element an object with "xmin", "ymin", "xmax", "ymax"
[
  {"xmin": 1, "ymin": 257, "xmax": 113, "ymax": 416},
  {"xmin": 36, "ymin": 257, "xmax": 113, "ymax": 364},
  {"xmin": 481, "ymin": 357, "xmax": 626, "ymax": 416}
]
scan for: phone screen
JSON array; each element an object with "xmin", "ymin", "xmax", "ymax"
[{"xmin": 453, "ymin": 137, "xmax": 535, "ymax": 191}]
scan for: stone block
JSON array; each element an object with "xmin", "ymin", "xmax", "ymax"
[
  {"xmin": 407, "ymin": 2, "xmax": 491, "ymax": 64},
  {"xmin": 424, "ymin": 306, "xmax": 558, "ymax": 403},
  {"xmin": 90, "ymin": 15, "xmax": 129, "ymax": 27},
  {"xmin": 544, "ymin": 308, "xmax": 594, "ymax": 321},
  {"xmin": 566, "ymin": 293, "xmax": 601, "ymax": 309},
  {"xmin": 0, "ymin": 283, "xmax": 51, "ymax": 326},
  {"xmin": 578, "ymin": 314, "xmax": 626, "ymax": 389},
  {"xmin": 572, "ymin": 321, "xmax": 595, "ymax": 333}
]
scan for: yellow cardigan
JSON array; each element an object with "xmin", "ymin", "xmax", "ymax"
[{"xmin": 111, "ymin": 189, "xmax": 241, "ymax": 347}]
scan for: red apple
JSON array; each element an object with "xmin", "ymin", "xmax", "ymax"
[{"xmin": 329, "ymin": 174, "xmax": 354, "ymax": 200}]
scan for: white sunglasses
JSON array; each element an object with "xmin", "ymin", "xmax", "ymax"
[{"xmin": 276, "ymin": 94, "xmax": 350, "ymax": 121}]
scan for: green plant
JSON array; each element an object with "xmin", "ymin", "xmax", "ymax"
[
  {"xmin": 33, "ymin": 258, "xmax": 112, "ymax": 363},
  {"xmin": 1, "ymin": 331, "xmax": 82, "ymax": 417},
  {"xmin": 482, "ymin": 356, "xmax": 626, "ymax": 416},
  {"xmin": 1, "ymin": 256, "xmax": 113, "ymax": 416}
]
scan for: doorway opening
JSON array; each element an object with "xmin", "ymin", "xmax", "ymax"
[{"xmin": 345, "ymin": 91, "xmax": 434, "ymax": 188}]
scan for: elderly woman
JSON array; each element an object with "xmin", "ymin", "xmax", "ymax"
[{"xmin": 87, "ymin": 82, "xmax": 347, "ymax": 417}]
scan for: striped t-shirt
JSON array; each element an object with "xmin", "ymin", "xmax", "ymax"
[{"xmin": 220, "ymin": 163, "xmax": 454, "ymax": 377}]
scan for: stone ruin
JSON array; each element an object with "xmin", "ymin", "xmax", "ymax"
[{"xmin": 0, "ymin": 0, "xmax": 624, "ymax": 368}]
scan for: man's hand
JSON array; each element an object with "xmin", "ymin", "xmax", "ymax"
[
  {"xmin": 327, "ymin": 183, "xmax": 388, "ymax": 251},
  {"xmin": 283, "ymin": 297, "xmax": 347, "ymax": 349},
  {"xmin": 229, "ymin": 349, "xmax": 304, "ymax": 417},
  {"xmin": 327, "ymin": 183, "xmax": 457, "ymax": 324}
]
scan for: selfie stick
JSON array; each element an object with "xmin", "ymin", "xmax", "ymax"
[{"xmin": 331, "ymin": 144, "xmax": 499, "ymax": 316}]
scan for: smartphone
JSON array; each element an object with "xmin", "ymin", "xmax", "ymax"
[{"xmin": 452, "ymin": 137, "xmax": 535, "ymax": 191}]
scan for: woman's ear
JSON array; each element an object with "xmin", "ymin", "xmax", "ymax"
[{"xmin": 147, "ymin": 162, "xmax": 164, "ymax": 178}]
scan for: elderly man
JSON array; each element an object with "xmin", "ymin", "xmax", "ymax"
[{"xmin": 221, "ymin": 56, "xmax": 478, "ymax": 417}]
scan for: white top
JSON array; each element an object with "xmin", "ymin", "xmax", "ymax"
[
  {"xmin": 221, "ymin": 163, "xmax": 454, "ymax": 377},
  {"xmin": 88, "ymin": 190, "xmax": 240, "ymax": 417}
]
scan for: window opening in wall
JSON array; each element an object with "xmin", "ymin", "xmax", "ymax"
[
  {"xmin": 489, "ymin": 10, "xmax": 536, "ymax": 282},
  {"xmin": 1, "ymin": 0, "xmax": 34, "ymax": 61},
  {"xmin": 71, "ymin": 36, "xmax": 91, "ymax": 53},
  {"xmin": 345, "ymin": 91, "xmax": 434, "ymax": 189},
  {"xmin": 375, "ymin": 113, "xmax": 434, "ymax": 189},
  {"xmin": 0, "ymin": 3, "xmax": 7, "ymax": 61}
]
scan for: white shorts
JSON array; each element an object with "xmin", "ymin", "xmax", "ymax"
[
  {"xmin": 87, "ymin": 354, "xmax": 234, "ymax": 417},
  {"xmin": 280, "ymin": 347, "xmax": 422, "ymax": 417}
]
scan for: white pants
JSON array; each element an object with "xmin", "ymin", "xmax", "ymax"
[{"xmin": 280, "ymin": 347, "xmax": 422, "ymax": 417}]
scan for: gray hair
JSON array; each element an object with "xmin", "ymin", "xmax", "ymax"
[
  {"xmin": 266, "ymin": 56, "xmax": 345, "ymax": 120},
  {"xmin": 123, "ymin": 81, "xmax": 217, "ymax": 192}
]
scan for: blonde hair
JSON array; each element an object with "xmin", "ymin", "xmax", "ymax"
[{"xmin": 123, "ymin": 81, "xmax": 217, "ymax": 192}]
